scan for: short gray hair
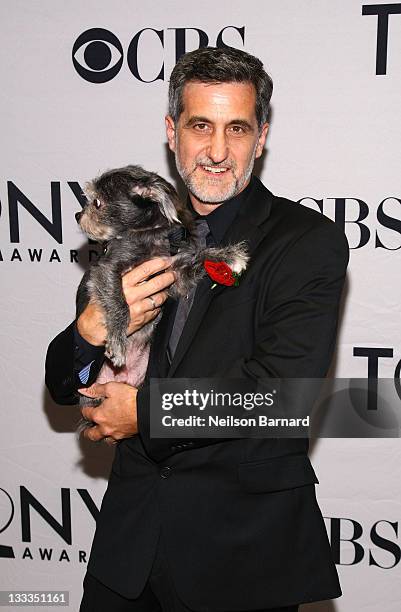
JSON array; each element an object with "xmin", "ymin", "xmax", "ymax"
[{"xmin": 168, "ymin": 46, "xmax": 273, "ymax": 129}]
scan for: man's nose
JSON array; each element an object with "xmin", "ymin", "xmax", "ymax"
[
  {"xmin": 75, "ymin": 211, "xmax": 82, "ymax": 223},
  {"xmin": 207, "ymin": 130, "xmax": 229, "ymax": 164}
]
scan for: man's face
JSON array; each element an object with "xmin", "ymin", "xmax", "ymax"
[{"xmin": 165, "ymin": 81, "xmax": 269, "ymax": 213}]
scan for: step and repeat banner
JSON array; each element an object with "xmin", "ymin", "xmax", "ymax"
[{"xmin": 1, "ymin": 1, "xmax": 400, "ymax": 610}]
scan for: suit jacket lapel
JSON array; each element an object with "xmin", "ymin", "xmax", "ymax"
[{"xmin": 166, "ymin": 177, "xmax": 274, "ymax": 377}]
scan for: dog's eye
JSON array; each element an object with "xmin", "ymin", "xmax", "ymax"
[{"xmin": 94, "ymin": 198, "xmax": 101, "ymax": 209}]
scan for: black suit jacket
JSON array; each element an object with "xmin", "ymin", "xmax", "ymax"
[{"xmin": 45, "ymin": 177, "xmax": 349, "ymax": 609}]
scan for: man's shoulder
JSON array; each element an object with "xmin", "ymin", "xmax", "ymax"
[
  {"xmin": 251, "ymin": 178, "xmax": 349, "ymax": 262},
  {"xmin": 255, "ymin": 178, "xmax": 345, "ymax": 242}
]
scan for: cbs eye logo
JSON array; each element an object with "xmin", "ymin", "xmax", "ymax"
[
  {"xmin": 72, "ymin": 26, "xmax": 245, "ymax": 83},
  {"xmin": 72, "ymin": 28, "xmax": 124, "ymax": 83}
]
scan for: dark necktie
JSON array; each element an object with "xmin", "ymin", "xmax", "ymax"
[{"xmin": 167, "ymin": 219, "xmax": 212, "ymax": 361}]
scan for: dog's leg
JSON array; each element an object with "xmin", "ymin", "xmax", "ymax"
[
  {"xmin": 199, "ymin": 242, "xmax": 249, "ymax": 274},
  {"xmin": 88, "ymin": 265, "xmax": 130, "ymax": 367},
  {"xmin": 170, "ymin": 242, "xmax": 249, "ymax": 296}
]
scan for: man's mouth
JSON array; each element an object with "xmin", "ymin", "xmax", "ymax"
[{"xmin": 200, "ymin": 165, "xmax": 230, "ymax": 175}]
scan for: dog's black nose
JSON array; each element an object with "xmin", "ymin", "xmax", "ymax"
[{"xmin": 75, "ymin": 211, "xmax": 82, "ymax": 223}]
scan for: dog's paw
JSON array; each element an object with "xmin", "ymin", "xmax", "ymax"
[
  {"xmin": 205, "ymin": 242, "xmax": 249, "ymax": 274},
  {"xmin": 109, "ymin": 353, "xmax": 126, "ymax": 368},
  {"xmin": 105, "ymin": 337, "xmax": 127, "ymax": 367},
  {"xmin": 228, "ymin": 241, "xmax": 249, "ymax": 274}
]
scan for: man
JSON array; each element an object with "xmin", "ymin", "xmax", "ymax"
[{"xmin": 45, "ymin": 47, "xmax": 349, "ymax": 611}]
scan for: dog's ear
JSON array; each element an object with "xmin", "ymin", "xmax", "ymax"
[
  {"xmin": 151, "ymin": 183, "xmax": 182, "ymax": 225},
  {"xmin": 82, "ymin": 180, "xmax": 97, "ymax": 204},
  {"xmin": 131, "ymin": 182, "xmax": 181, "ymax": 225}
]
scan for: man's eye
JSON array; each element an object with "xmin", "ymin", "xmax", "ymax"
[
  {"xmin": 194, "ymin": 123, "xmax": 209, "ymax": 131},
  {"xmin": 229, "ymin": 125, "xmax": 245, "ymax": 134}
]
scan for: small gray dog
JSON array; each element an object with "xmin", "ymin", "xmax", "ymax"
[{"xmin": 75, "ymin": 164, "xmax": 249, "ymax": 426}]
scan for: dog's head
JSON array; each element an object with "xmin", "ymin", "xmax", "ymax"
[{"xmin": 76, "ymin": 165, "xmax": 183, "ymax": 242}]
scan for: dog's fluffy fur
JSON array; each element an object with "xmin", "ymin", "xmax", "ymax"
[{"xmin": 75, "ymin": 164, "xmax": 249, "ymax": 430}]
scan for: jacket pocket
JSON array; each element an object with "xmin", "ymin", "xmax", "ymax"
[{"xmin": 238, "ymin": 453, "xmax": 319, "ymax": 494}]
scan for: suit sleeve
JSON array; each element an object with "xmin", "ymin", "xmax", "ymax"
[
  {"xmin": 45, "ymin": 320, "xmax": 105, "ymax": 405},
  {"xmin": 136, "ymin": 220, "xmax": 350, "ymax": 461}
]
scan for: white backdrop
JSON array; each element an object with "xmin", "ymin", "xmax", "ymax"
[{"xmin": 1, "ymin": 1, "xmax": 400, "ymax": 610}]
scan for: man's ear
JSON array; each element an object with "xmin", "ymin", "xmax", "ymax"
[
  {"xmin": 255, "ymin": 122, "xmax": 269, "ymax": 159},
  {"xmin": 165, "ymin": 115, "xmax": 176, "ymax": 153}
]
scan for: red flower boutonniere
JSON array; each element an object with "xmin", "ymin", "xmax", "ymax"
[{"xmin": 204, "ymin": 260, "xmax": 243, "ymax": 288}]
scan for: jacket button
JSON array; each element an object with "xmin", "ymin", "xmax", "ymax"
[{"xmin": 160, "ymin": 466, "xmax": 172, "ymax": 479}]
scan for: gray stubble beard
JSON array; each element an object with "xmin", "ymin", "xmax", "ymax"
[{"xmin": 174, "ymin": 139, "xmax": 258, "ymax": 205}]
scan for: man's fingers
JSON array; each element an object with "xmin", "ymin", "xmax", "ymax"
[
  {"xmin": 122, "ymin": 257, "xmax": 173, "ymax": 289},
  {"xmin": 83, "ymin": 424, "xmax": 104, "ymax": 443},
  {"xmin": 80, "ymin": 419, "xmax": 119, "ymax": 444},
  {"xmin": 141, "ymin": 291, "xmax": 168, "ymax": 312},
  {"xmin": 143, "ymin": 306, "xmax": 162, "ymax": 322},
  {"xmin": 80, "ymin": 405, "xmax": 98, "ymax": 422},
  {"xmin": 126, "ymin": 305, "xmax": 162, "ymax": 336},
  {"xmin": 78, "ymin": 383, "xmax": 108, "ymax": 398},
  {"xmin": 124, "ymin": 271, "xmax": 176, "ymax": 307},
  {"xmin": 80, "ymin": 406, "xmax": 112, "ymax": 442},
  {"xmin": 141, "ymin": 271, "xmax": 176, "ymax": 297}
]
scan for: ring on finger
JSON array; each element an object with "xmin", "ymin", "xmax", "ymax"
[{"xmin": 147, "ymin": 295, "xmax": 157, "ymax": 310}]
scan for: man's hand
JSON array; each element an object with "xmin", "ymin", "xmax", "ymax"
[
  {"xmin": 78, "ymin": 382, "xmax": 138, "ymax": 445},
  {"xmin": 77, "ymin": 257, "xmax": 176, "ymax": 346}
]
